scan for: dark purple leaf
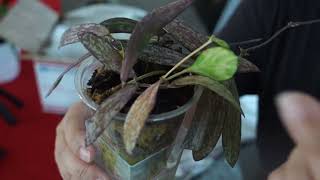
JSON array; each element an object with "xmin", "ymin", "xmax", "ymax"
[
  {"xmin": 59, "ymin": 23, "xmax": 110, "ymax": 48},
  {"xmin": 45, "ymin": 53, "xmax": 91, "ymax": 97},
  {"xmin": 78, "ymin": 32, "xmax": 122, "ymax": 73},
  {"xmin": 123, "ymin": 81, "xmax": 161, "ymax": 154},
  {"xmin": 85, "ymin": 85, "xmax": 137, "ymax": 146},
  {"xmin": 121, "ymin": 0, "xmax": 195, "ymax": 82},
  {"xmin": 238, "ymin": 57, "xmax": 260, "ymax": 73}
]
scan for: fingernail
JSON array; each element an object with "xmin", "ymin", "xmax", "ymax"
[{"xmin": 80, "ymin": 147, "xmax": 91, "ymax": 163}]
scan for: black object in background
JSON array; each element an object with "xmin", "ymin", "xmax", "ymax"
[{"xmin": 0, "ymin": 88, "xmax": 24, "ymax": 125}]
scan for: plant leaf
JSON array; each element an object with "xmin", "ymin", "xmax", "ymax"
[
  {"xmin": 78, "ymin": 32, "xmax": 122, "ymax": 72},
  {"xmin": 121, "ymin": 0, "xmax": 195, "ymax": 82},
  {"xmin": 187, "ymin": 47, "xmax": 238, "ymax": 81},
  {"xmin": 45, "ymin": 53, "xmax": 91, "ymax": 97},
  {"xmin": 123, "ymin": 80, "xmax": 161, "ymax": 154},
  {"xmin": 166, "ymin": 87, "xmax": 203, "ymax": 166},
  {"xmin": 210, "ymin": 35, "xmax": 230, "ymax": 49},
  {"xmin": 85, "ymin": 85, "xmax": 137, "ymax": 146},
  {"xmin": 100, "ymin": 17, "xmax": 138, "ymax": 34},
  {"xmin": 238, "ymin": 56, "xmax": 260, "ymax": 73},
  {"xmin": 59, "ymin": 23, "xmax": 110, "ymax": 48},
  {"xmin": 171, "ymin": 75, "xmax": 242, "ymax": 114},
  {"xmin": 164, "ymin": 19, "xmax": 208, "ymax": 51},
  {"xmin": 222, "ymin": 80, "xmax": 241, "ymax": 167}
]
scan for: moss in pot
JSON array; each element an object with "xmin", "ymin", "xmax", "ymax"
[{"xmin": 47, "ymin": 0, "xmax": 260, "ymax": 179}]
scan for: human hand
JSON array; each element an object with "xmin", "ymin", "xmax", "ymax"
[
  {"xmin": 54, "ymin": 102, "xmax": 109, "ymax": 180},
  {"xmin": 268, "ymin": 92, "xmax": 320, "ymax": 180}
]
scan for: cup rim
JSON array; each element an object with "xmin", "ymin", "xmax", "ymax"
[{"xmin": 75, "ymin": 58, "xmax": 196, "ymax": 122}]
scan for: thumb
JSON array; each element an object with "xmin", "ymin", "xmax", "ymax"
[{"xmin": 276, "ymin": 92, "xmax": 320, "ymax": 150}]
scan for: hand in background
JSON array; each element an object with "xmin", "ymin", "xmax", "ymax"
[
  {"xmin": 269, "ymin": 92, "xmax": 320, "ymax": 180},
  {"xmin": 54, "ymin": 102, "xmax": 109, "ymax": 180}
]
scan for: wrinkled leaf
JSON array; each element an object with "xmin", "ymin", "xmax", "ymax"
[
  {"xmin": 222, "ymin": 80, "xmax": 241, "ymax": 167},
  {"xmin": 85, "ymin": 85, "xmax": 137, "ymax": 146},
  {"xmin": 191, "ymin": 89, "xmax": 227, "ymax": 160},
  {"xmin": 238, "ymin": 56, "xmax": 260, "ymax": 73},
  {"xmin": 123, "ymin": 81, "xmax": 161, "ymax": 154},
  {"xmin": 78, "ymin": 32, "xmax": 122, "ymax": 72},
  {"xmin": 59, "ymin": 23, "xmax": 110, "ymax": 48},
  {"xmin": 100, "ymin": 17, "xmax": 137, "ymax": 34},
  {"xmin": 121, "ymin": 0, "xmax": 195, "ymax": 82},
  {"xmin": 46, "ymin": 53, "xmax": 91, "ymax": 97},
  {"xmin": 171, "ymin": 75, "xmax": 242, "ymax": 114},
  {"xmin": 187, "ymin": 47, "xmax": 238, "ymax": 81},
  {"xmin": 166, "ymin": 87, "xmax": 203, "ymax": 167},
  {"xmin": 210, "ymin": 35, "xmax": 230, "ymax": 49}
]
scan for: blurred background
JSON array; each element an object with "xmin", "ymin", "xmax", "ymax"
[{"xmin": 0, "ymin": 0, "xmax": 261, "ymax": 179}]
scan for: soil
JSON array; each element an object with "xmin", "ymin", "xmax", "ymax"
[{"xmin": 86, "ymin": 61, "xmax": 194, "ymax": 114}]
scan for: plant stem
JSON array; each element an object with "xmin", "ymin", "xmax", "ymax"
[
  {"xmin": 242, "ymin": 19, "xmax": 320, "ymax": 54},
  {"xmin": 132, "ymin": 70, "xmax": 167, "ymax": 83},
  {"xmin": 162, "ymin": 38, "xmax": 212, "ymax": 79},
  {"xmin": 229, "ymin": 38, "xmax": 263, "ymax": 47},
  {"xmin": 166, "ymin": 69, "xmax": 189, "ymax": 81}
]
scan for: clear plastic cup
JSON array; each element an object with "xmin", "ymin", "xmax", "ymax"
[{"xmin": 75, "ymin": 58, "xmax": 195, "ymax": 180}]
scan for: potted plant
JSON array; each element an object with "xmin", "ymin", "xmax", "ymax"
[{"xmin": 47, "ymin": 0, "xmax": 259, "ymax": 179}]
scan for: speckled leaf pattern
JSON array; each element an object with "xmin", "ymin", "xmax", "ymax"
[
  {"xmin": 123, "ymin": 81, "xmax": 161, "ymax": 154},
  {"xmin": 187, "ymin": 47, "xmax": 238, "ymax": 81},
  {"xmin": 171, "ymin": 75, "xmax": 242, "ymax": 114},
  {"xmin": 100, "ymin": 17, "xmax": 137, "ymax": 34},
  {"xmin": 78, "ymin": 32, "xmax": 122, "ymax": 72},
  {"xmin": 222, "ymin": 80, "xmax": 241, "ymax": 167},
  {"xmin": 121, "ymin": 0, "xmax": 195, "ymax": 82},
  {"xmin": 238, "ymin": 57, "xmax": 260, "ymax": 73},
  {"xmin": 192, "ymin": 89, "xmax": 227, "ymax": 160},
  {"xmin": 59, "ymin": 23, "xmax": 110, "ymax": 48},
  {"xmin": 46, "ymin": 53, "xmax": 91, "ymax": 97},
  {"xmin": 85, "ymin": 85, "xmax": 137, "ymax": 146}
]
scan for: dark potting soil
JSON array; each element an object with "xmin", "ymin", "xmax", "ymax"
[{"xmin": 86, "ymin": 67, "xmax": 194, "ymax": 114}]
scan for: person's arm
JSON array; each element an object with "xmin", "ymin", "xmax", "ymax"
[{"xmin": 218, "ymin": 0, "xmax": 279, "ymax": 95}]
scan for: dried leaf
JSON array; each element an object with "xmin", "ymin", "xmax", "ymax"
[
  {"xmin": 222, "ymin": 80, "xmax": 241, "ymax": 167},
  {"xmin": 123, "ymin": 81, "xmax": 161, "ymax": 154},
  {"xmin": 121, "ymin": 0, "xmax": 195, "ymax": 82},
  {"xmin": 78, "ymin": 32, "xmax": 122, "ymax": 72},
  {"xmin": 187, "ymin": 47, "xmax": 238, "ymax": 81},
  {"xmin": 59, "ymin": 23, "xmax": 110, "ymax": 48},
  {"xmin": 192, "ymin": 89, "xmax": 227, "ymax": 160},
  {"xmin": 45, "ymin": 53, "xmax": 91, "ymax": 97},
  {"xmin": 85, "ymin": 85, "xmax": 137, "ymax": 146},
  {"xmin": 171, "ymin": 75, "xmax": 243, "ymax": 114},
  {"xmin": 238, "ymin": 56, "xmax": 260, "ymax": 73},
  {"xmin": 100, "ymin": 17, "xmax": 137, "ymax": 34}
]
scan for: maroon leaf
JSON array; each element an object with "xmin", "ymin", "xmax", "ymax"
[
  {"xmin": 123, "ymin": 81, "xmax": 161, "ymax": 154},
  {"xmin": 85, "ymin": 85, "xmax": 137, "ymax": 146},
  {"xmin": 78, "ymin": 32, "xmax": 122, "ymax": 73},
  {"xmin": 59, "ymin": 23, "xmax": 110, "ymax": 48},
  {"xmin": 238, "ymin": 57, "xmax": 260, "ymax": 73},
  {"xmin": 45, "ymin": 53, "xmax": 91, "ymax": 97},
  {"xmin": 121, "ymin": 0, "xmax": 195, "ymax": 82}
]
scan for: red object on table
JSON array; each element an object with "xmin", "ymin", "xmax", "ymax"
[{"xmin": 0, "ymin": 1, "xmax": 62, "ymax": 180}]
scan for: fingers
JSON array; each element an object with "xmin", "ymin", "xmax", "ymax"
[
  {"xmin": 55, "ymin": 123, "xmax": 109, "ymax": 180},
  {"xmin": 62, "ymin": 102, "xmax": 95, "ymax": 162},
  {"xmin": 276, "ymin": 92, "xmax": 320, "ymax": 150},
  {"xmin": 268, "ymin": 148, "xmax": 312, "ymax": 180}
]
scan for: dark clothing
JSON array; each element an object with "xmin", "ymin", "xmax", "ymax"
[{"xmin": 219, "ymin": 0, "xmax": 320, "ymax": 171}]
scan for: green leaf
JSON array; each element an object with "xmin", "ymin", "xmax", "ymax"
[
  {"xmin": 210, "ymin": 35, "xmax": 230, "ymax": 49},
  {"xmin": 100, "ymin": 17, "xmax": 138, "ymax": 34},
  {"xmin": 222, "ymin": 80, "xmax": 241, "ymax": 167},
  {"xmin": 171, "ymin": 75, "xmax": 242, "ymax": 114},
  {"xmin": 187, "ymin": 47, "xmax": 238, "ymax": 81}
]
